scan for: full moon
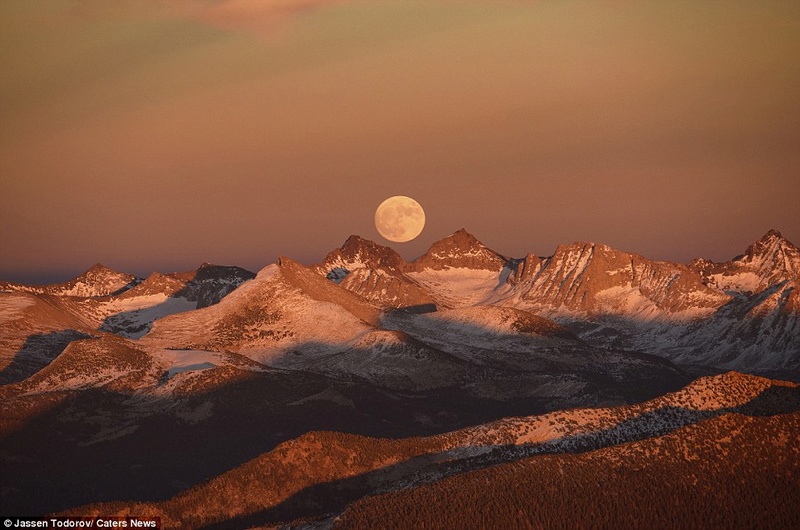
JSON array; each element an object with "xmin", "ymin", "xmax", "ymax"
[{"xmin": 374, "ymin": 196, "xmax": 426, "ymax": 243}]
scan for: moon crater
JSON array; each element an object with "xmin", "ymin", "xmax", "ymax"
[{"xmin": 374, "ymin": 196, "xmax": 426, "ymax": 243}]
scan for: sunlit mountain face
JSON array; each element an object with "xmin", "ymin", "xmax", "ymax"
[{"xmin": 1, "ymin": 230, "xmax": 798, "ymax": 526}]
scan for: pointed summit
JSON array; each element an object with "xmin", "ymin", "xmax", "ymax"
[
  {"xmin": 740, "ymin": 229, "xmax": 799, "ymax": 284},
  {"xmin": 339, "ymin": 235, "xmax": 406, "ymax": 271},
  {"xmin": 690, "ymin": 229, "xmax": 799, "ymax": 293},
  {"xmin": 341, "ymin": 234, "xmax": 378, "ymax": 249},
  {"xmin": 50, "ymin": 263, "xmax": 137, "ymax": 296},
  {"xmin": 761, "ymin": 229, "xmax": 783, "ymax": 240},
  {"xmin": 744, "ymin": 229, "xmax": 795, "ymax": 260},
  {"xmin": 408, "ymin": 229, "xmax": 507, "ymax": 272},
  {"xmin": 54, "ymin": 263, "xmax": 138, "ymax": 297},
  {"xmin": 316, "ymin": 235, "xmax": 406, "ymax": 277},
  {"xmin": 449, "ymin": 228, "xmax": 483, "ymax": 245},
  {"xmin": 84, "ymin": 263, "xmax": 116, "ymax": 274},
  {"xmin": 314, "ymin": 236, "xmax": 435, "ymax": 309},
  {"xmin": 123, "ymin": 271, "xmax": 187, "ymax": 297}
]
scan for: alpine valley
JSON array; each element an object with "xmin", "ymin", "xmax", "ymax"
[{"xmin": 1, "ymin": 230, "xmax": 798, "ymax": 528}]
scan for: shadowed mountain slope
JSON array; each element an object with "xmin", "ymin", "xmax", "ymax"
[{"xmin": 64, "ymin": 373, "xmax": 799, "ymax": 529}]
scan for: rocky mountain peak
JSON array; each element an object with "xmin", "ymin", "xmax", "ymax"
[
  {"xmin": 449, "ymin": 228, "xmax": 482, "ymax": 245},
  {"xmin": 408, "ymin": 229, "xmax": 507, "ymax": 272},
  {"xmin": 688, "ymin": 230, "xmax": 798, "ymax": 294},
  {"xmin": 194, "ymin": 263, "xmax": 256, "ymax": 282},
  {"xmin": 743, "ymin": 229, "xmax": 797, "ymax": 263},
  {"xmin": 59, "ymin": 263, "xmax": 138, "ymax": 297},
  {"xmin": 760, "ymin": 228, "xmax": 783, "ymax": 240},
  {"xmin": 554, "ymin": 240, "xmax": 614, "ymax": 256},
  {"xmin": 341, "ymin": 234, "xmax": 380, "ymax": 251},
  {"xmin": 76, "ymin": 263, "xmax": 132, "ymax": 282},
  {"xmin": 83, "ymin": 262, "xmax": 115, "ymax": 274},
  {"xmin": 126, "ymin": 272, "xmax": 187, "ymax": 297},
  {"xmin": 315, "ymin": 235, "xmax": 406, "ymax": 281},
  {"xmin": 515, "ymin": 240, "xmax": 729, "ymax": 317},
  {"xmin": 314, "ymin": 237, "xmax": 436, "ymax": 309},
  {"xmin": 507, "ymin": 253, "xmax": 543, "ymax": 284},
  {"xmin": 339, "ymin": 235, "xmax": 405, "ymax": 270}
]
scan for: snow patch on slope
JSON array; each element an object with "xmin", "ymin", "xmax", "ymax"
[
  {"xmin": 145, "ymin": 263, "xmax": 373, "ymax": 367},
  {"xmin": 594, "ymin": 285, "xmax": 661, "ymax": 320},
  {"xmin": 97, "ymin": 295, "xmax": 197, "ymax": 338},
  {"xmin": 153, "ymin": 349, "xmax": 224, "ymax": 379},
  {"xmin": 0, "ymin": 294, "xmax": 36, "ymax": 322},
  {"xmin": 406, "ymin": 268, "xmax": 503, "ymax": 308},
  {"xmin": 709, "ymin": 271, "xmax": 762, "ymax": 293}
]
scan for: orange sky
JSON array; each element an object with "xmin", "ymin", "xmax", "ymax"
[{"xmin": 1, "ymin": 1, "xmax": 799, "ymax": 282}]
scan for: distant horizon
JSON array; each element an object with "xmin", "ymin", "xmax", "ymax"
[{"xmin": 2, "ymin": 225, "xmax": 794, "ymax": 285}]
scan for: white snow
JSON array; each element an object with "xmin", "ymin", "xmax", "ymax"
[
  {"xmin": 382, "ymin": 307, "xmax": 570, "ymax": 365},
  {"xmin": 0, "ymin": 294, "xmax": 36, "ymax": 323},
  {"xmin": 96, "ymin": 295, "xmax": 197, "ymax": 338},
  {"xmin": 709, "ymin": 271, "xmax": 762, "ymax": 293},
  {"xmin": 154, "ymin": 349, "xmax": 223, "ymax": 378},
  {"xmin": 144, "ymin": 264, "xmax": 372, "ymax": 367},
  {"xmin": 325, "ymin": 256, "xmax": 367, "ymax": 273},
  {"xmin": 594, "ymin": 285, "xmax": 660, "ymax": 320},
  {"xmin": 431, "ymin": 248, "xmax": 491, "ymax": 259},
  {"xmin": 406, "ymin": 267, "xmax": 503, "ymax": 308},
  {"xmin": 26, "ymin": 366, "xmax": 131, "ymax": 393}
]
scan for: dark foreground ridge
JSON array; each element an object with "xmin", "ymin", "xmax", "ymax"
[{"xmin": 60, "ymin": 373, "xmax": 800, "ymax": 529}]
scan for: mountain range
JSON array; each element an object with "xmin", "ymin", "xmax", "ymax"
[
  {"xmin": 315, "ymin": 228, "xmax": 798, "ymax": 375},
  {"xmin": 1, "ymin": 229, "xmax": 798, "ymax": 526}
]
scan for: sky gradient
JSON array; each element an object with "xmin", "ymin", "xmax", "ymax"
[{"xmin": 1, "ymin": 0, "xmax": 799, "ymax": 283}]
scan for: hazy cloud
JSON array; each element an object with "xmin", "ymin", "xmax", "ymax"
[{"xmin": 165, "ymin": 0, "xmax": 356, "ymax": 34}]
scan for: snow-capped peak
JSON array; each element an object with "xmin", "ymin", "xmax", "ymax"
[
  {"xmin": 316, "ymin": 235, "xmax": 406, "ymax": 278},
  {"xmin": 690, "ymin": 229, "xmax": 799, "ymax": 294},
  {"xmin": 742, "ymin": 230, "xmax": 798, "ymax": 270},
  {"xmin": 0, "ymin": 263, "xmax": 139, "ymax": 298},
  {"xmin": 407, "ymin": 229, "xmax": 508, "ymax": 272}
]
